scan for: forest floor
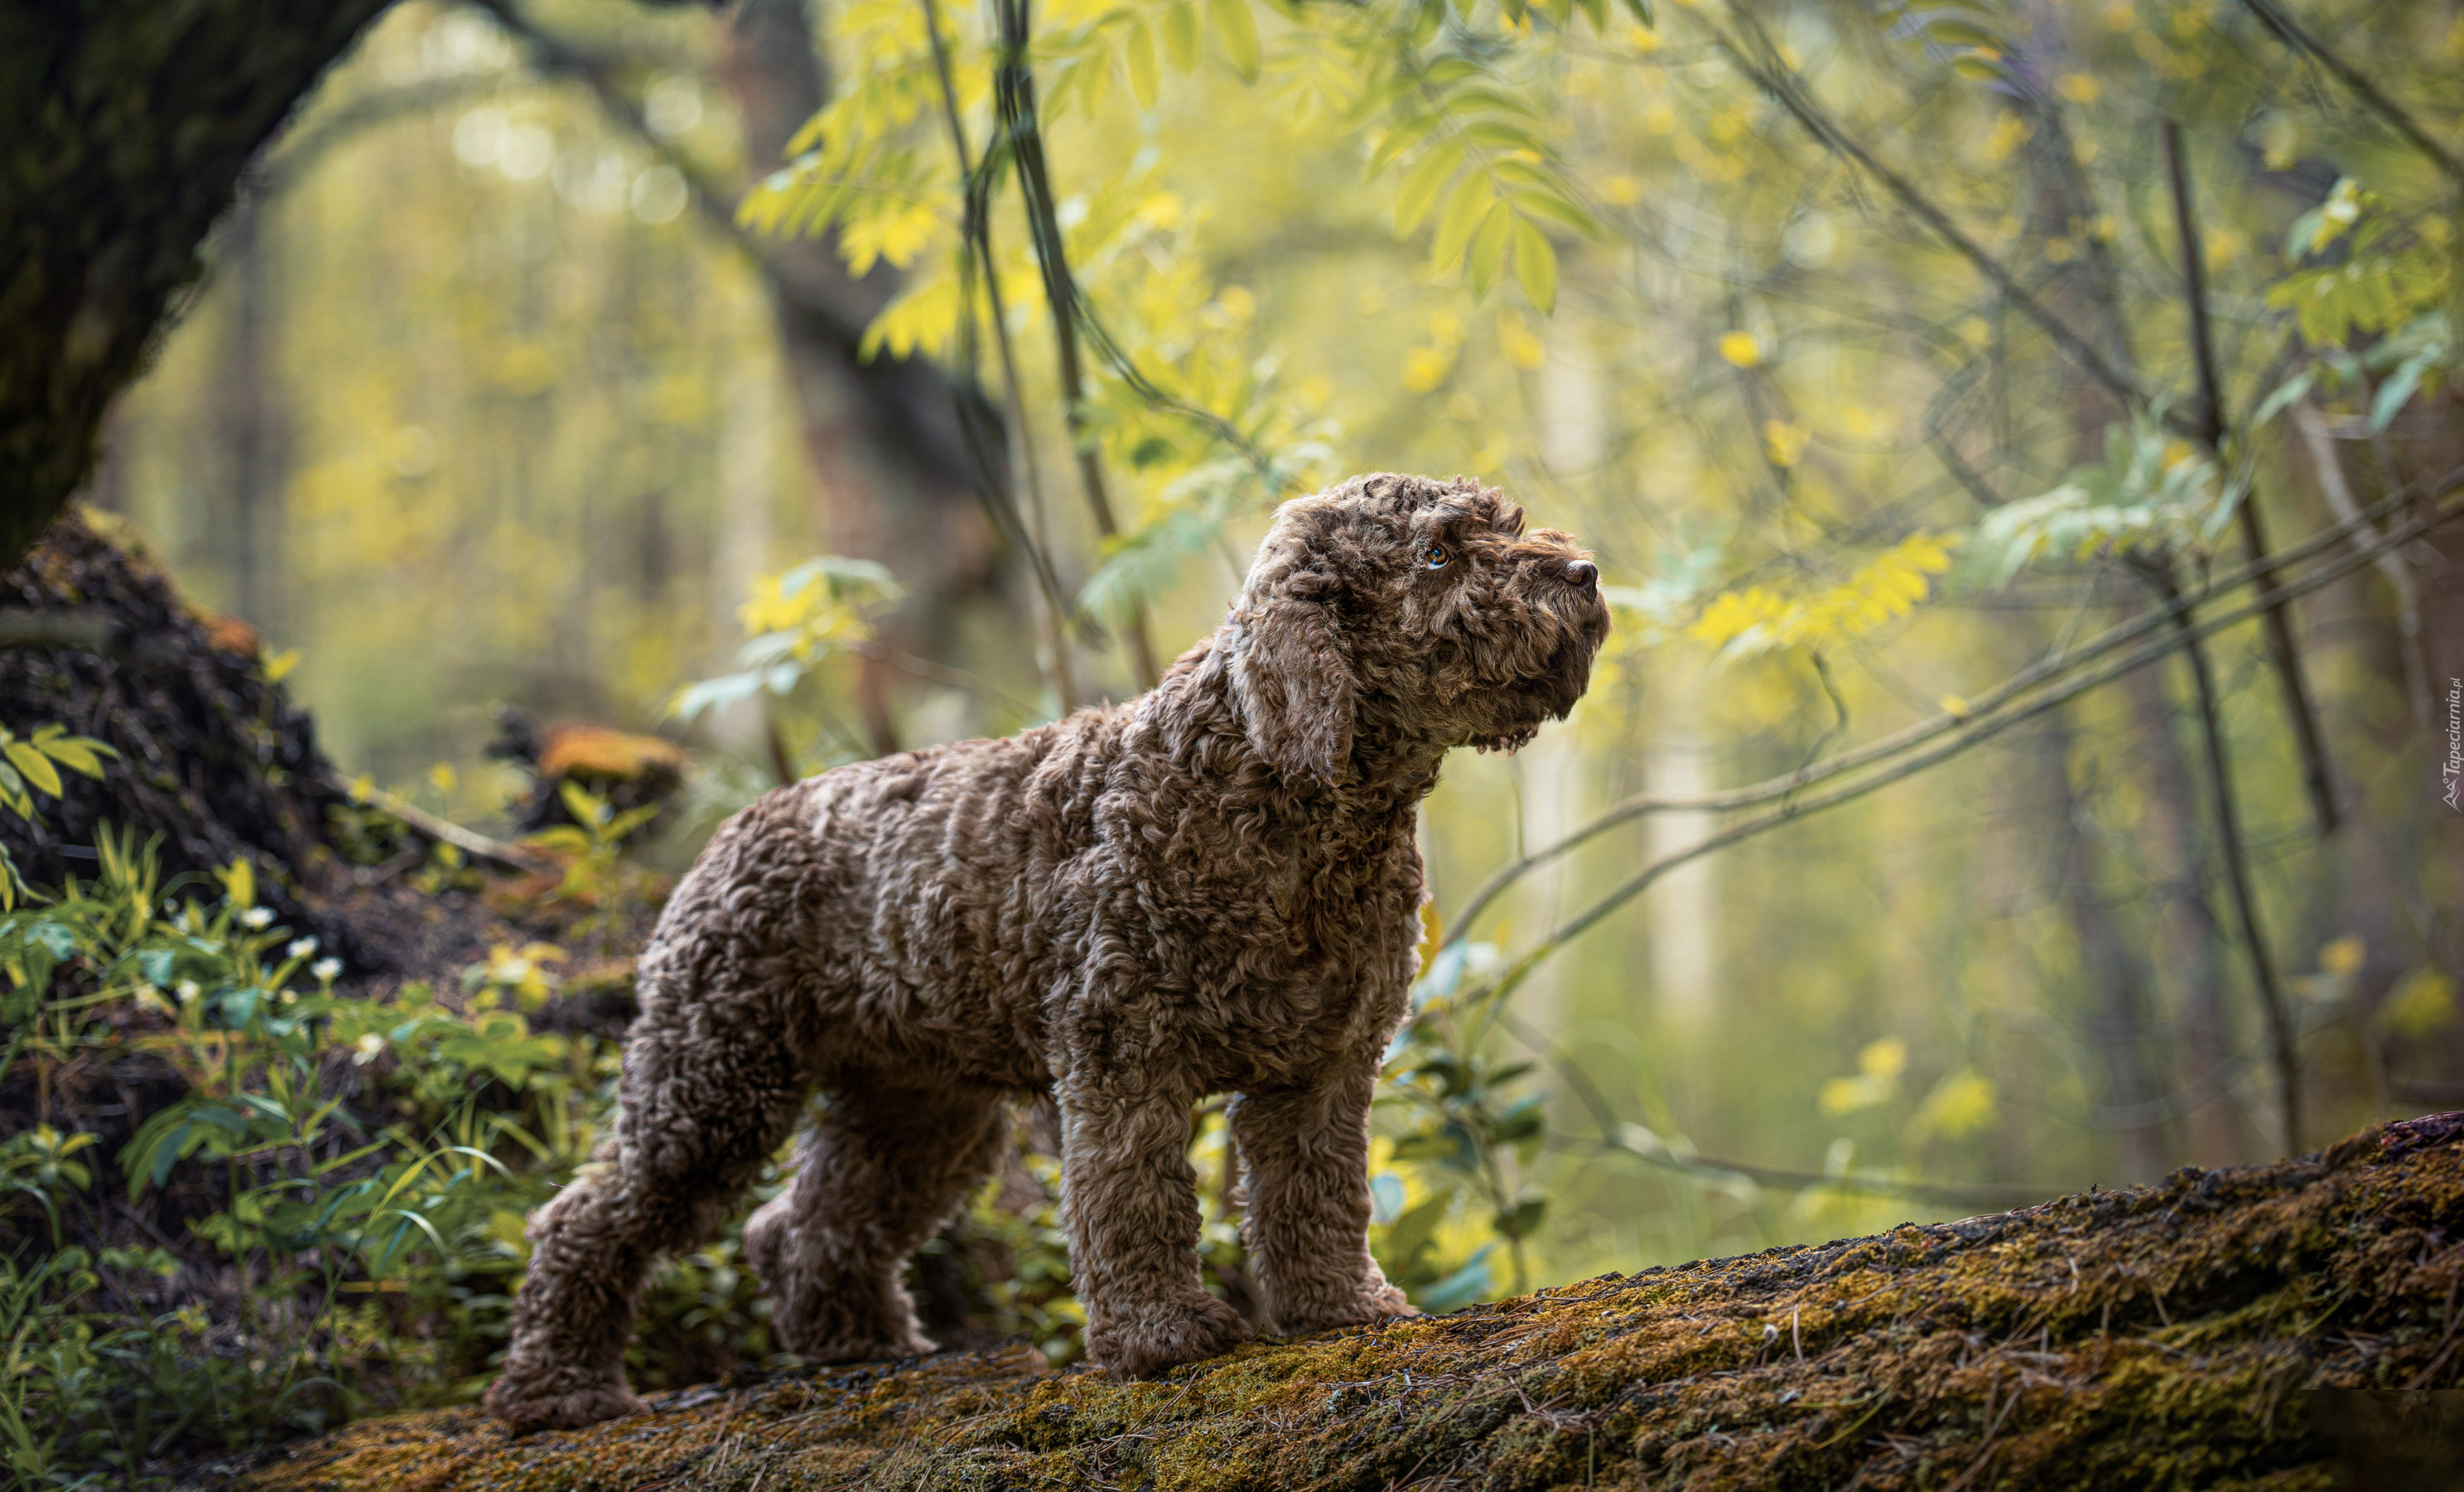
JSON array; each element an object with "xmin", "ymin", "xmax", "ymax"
[{"xmin": 192, "ymin": 1113, "xmax": 2464, "ymax": 1492}]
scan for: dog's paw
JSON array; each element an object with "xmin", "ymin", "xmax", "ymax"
[
  {"xmin": 1271, "ymin": 1278, "xmax": 1420, "ymax": 1336},
  {"xmin": 483, "ymin": 1375, "xmax": 648, "ymax": 1433},
  {"xmin": 1347, "ymin": 1280, "xmax": 1420, "ymax": 1324},
  {"xmin": 1088, "ymin": 1292, "xmax": 1253, "ymax": 1379}
]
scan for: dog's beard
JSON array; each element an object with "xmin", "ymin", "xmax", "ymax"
[{"xmin": 1463, "ymin": 594, "xmax": 1608, "ymax": 750}]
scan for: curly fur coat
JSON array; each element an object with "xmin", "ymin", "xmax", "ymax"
[{"xmin": 485, "ymin": 473, "xmax": 1610, "ymax": 1431}]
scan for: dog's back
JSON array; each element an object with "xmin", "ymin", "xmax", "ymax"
[{"xmin": 643, "ymin": 705, "xmax": 1139, "ymax": 1093}]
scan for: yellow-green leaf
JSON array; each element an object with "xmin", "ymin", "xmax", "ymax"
[
  {"xmin": 1431, "ymin": 173, "xmax": 1496, "ymax": 269},
  {"xmin": 1161, "ymin": 2, "xmax": 1201, "ymax": 70},
  {"xmin": 1369, "ymin": 113, "xmax": 1442, "ymax": 177},
  {"xmin": 1512, "ymin": 215, "xmax": 1557, "ymax": 312},
  {"xmin": 1209, "ymin": 0, "xmax": 1261, "ymax": 81},
  {"xmin": 36, "ymin": 736, "xmax": 109, "ymax": 778},
  {"xmin": 1394, "ymin": 139, "xmax": 1465, "ymax": 235},
  {"xmin": 4, "ymin": 741, "xmax": 60, "ymax": 799},
  {"xmin": 1468, "ymin": 203, "xmax": 1513, "ymax": 297},
  {"xmin": 1125, "ymin": 21, "xmax": 1160, "ymax": 108}
]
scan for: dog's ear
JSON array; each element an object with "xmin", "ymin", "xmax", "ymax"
[{"xmin": 1229, "ymin": 527, "xmax": 1353, "ymax": 787}]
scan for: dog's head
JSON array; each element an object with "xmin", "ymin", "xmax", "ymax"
[{"xmin": 1223, "ymin": 473, "xmax": 1611, "ymax": 787}]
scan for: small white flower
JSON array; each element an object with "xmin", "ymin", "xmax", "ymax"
[
  {"xmin": 353, "ymin": 1033, "xmax": 388, "ymax": 1065},
  {"xmin": 280, "ymin": 989, "xmax": 299, "ymax": 1005},
  {"xmin": 241, "ymin": 906, "xmax": 273, "ymax": 929},
  {"xmin": 312, "ymin": 957, "xmax": 343, "ymax": 983},
  {"xmin": 287, "ymin": 937, "xmax": 318, "ymax": 959},
  {"xmin": 176, "ymin": 980, "xmax": 201, "ymax": 1003}
]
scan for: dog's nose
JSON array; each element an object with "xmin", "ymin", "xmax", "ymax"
[{"xmin": 1562, "ymin": 558, "xmax": 1598, "ymax": 591}]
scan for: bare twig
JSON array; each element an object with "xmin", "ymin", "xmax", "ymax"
[
  {"xmin": 991, "ymin": 0, "xmax": 1159, "ymax": 688},
  {"xmin": 1506, "ymin": 1013, "xmax": 2059, "ymax": 1208},
  {"xmin": 2163, "ymin": 119, "xmax": 2338, "ymax": 836},
  {"xmin": 475, "ymin": 0, "xmax": 1085, "ymax": 702},
  {"xmin": 1443, "ymin": 463, "xmax": 2462, "ymax": 943},
  {"xmin": 2292, "ymin": 403, "xmax": 2433, "ymax": 729},
  {"xmin": 2238, "ymin": 0, "xmax": 2464, "ymax": 188},
  {"xmin": 321, "ymin": 771, "xmax": 552, "ymax": 875},
  {"xmin": 1451, "ymin": 478, "xmax": 2463, "ymax": 1004},
  {"xmin": 920, "ymin": 0, "xmax": 1078, "ymax": 712},
  {"xmin": 2140, "ymin": 562, "xmax": 2301, "ymax": 1156},
  {"xmin": 1706, "ymin": 12, "xmax": 2160, "ymax": 424}
]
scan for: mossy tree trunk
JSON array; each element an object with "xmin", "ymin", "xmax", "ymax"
[
  {"xmin": 0, "ymin": 0, "xmax": 394, "ymax": 561},
  {"xmin": 207, "ymin": 1115, "xmax": 2464, "ymax": 1492}
]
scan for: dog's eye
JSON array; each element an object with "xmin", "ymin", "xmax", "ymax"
[{"xmin": 1424, "ymin": 542, "xmax": 1452, "ymax": 570}]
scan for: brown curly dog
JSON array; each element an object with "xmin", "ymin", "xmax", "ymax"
[{"xmin": 485, "ymin": 472, "xmax": 1609, "ymax": 1430}]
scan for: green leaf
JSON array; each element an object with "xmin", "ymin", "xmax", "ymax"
[
  {"xmin": 1209, "ymin": 0, "xmax": 1261, "ymax": 82},
  {"xmin": 2248, "ymin": 369, "xmax": 2313, "ymax": 430},
  {"xmin": 3, "ymin": 742, "xmax": 60, "ymax": 799},
  {"xmin": 1576, "ymin": 0, "xmax": 1608, "ymax": 28},
  {"xmin": 35, "ymin": 733, "xmax": 112, "ymax": 778},
  {"xmin": 1368, "ymin": 113, "xmax": 1443, "ymax": 177},
  {"xmin": 1512, "ymin": 216, "xmax": 1558, "ymax": 312},
  {"xmin": 1415, "ymin": 1245, "xmax": 1496, "ymax": 1311},
  {"xmin": 2368, "ymin": 355, "xmax": 2431, "ymax": 432},
  {"xmin": 1431, "ymin": 174, "xmax": 1496, "ymax": 270},
  {"xmin": 1467, "ymin": 202, "xmax": 1513, "ymax": 297},
  {"xmin": 1617, "ymin": 0, "xmax": 1653, "ymax": 27},
  {"xmin": 1461, "ymin": 118, "xmax": 1542, "ymax": 152},
  {"xmin": 1494, "ymin": 1195, "xmax": 1548, "ymax": 1239},
  {"xmin": 1394, "ymin": 139, "xmax": 1465, "ymax": 235},
  {"xmin": 1509, "ymin": 185, "xmax": 1603, "ymax": 239},
  {"xmin": 1926, "ymin": 17, "xmax": 1999, "ymax": 46},
  {"xmin": 1125, "ymin": 20, "xmax": 1160, "ymax": 108},
  {"xmin": 1161, "ymin": 2, "xmax": 1201, "ymax": 70},
  {"xmin": 1378, "ymin": 1190, "xmax": 1457, "ymax": 1270}
]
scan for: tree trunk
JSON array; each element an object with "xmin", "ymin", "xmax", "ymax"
[
  {"xmin": 203, "ymin": 1113, "xmax": 2464, "ymax": 1491},
  {"xmin": 0, "ymin": 0, "xmax": 393, "ymax": 563}
]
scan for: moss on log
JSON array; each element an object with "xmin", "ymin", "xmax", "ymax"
[{"xmin": 201, "ymin": 1113, "xmax": 2464, "ymax": 1491}]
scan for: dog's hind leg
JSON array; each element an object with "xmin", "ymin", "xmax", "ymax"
[
  {"xmin": 746, "ymin": 1077, "xmax": 1008, "ymax": 1363},
  {"xmin": 484, "ymin": 983, "xmax": 807, "ymax": 1432}
]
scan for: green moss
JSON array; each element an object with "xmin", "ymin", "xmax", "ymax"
[{"xmin": 205, "ymin": 1120, "xmax": 2464, "ymax": 1492}]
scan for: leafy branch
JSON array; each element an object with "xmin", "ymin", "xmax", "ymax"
[{"xmin": 1443, "ymin": 463, "xmax": 2464, "ymax": 967}]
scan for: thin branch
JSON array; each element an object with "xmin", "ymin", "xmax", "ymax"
[
  {"xmin": 1443, "ymin": 461, "xmax": 2462, "ymax": 942},
  {"xmin": 1447, "ymin": 477, "xmax": 2463, "ymax": 1003},
  {"xmin": 1705, "ymin": 11, "xmax": 2162, "ymax": 425},
  {"xmin": 2140, "ymin": 562, "xmax": 2301, "ymax": 1155},
  {"xmin": 479, "ymin": 0, "xmax": 1086, "ymax": 707},
  {"xmin": 1502, "ymin": 1013, "xmax": 2058, "ymax": 1208},
  {"xmin": 991, "ymin": 0, "xmax": 1159, "ymax": 688},
  {"xmin": 322, "ymin": 773, "xmax": 552, "ymax": 875},
  {"xmin": 2238, "ymin": 0, "xmax": 2464, "ymax": 188},
  {"xmin": 2292, "ymin": 402, "xmax": 2433, "ymax": 731},
  {"xmin": 2163, "ymin": 118, "xmax": 2339, "ymax": 836},
  {"xmin": 921, "ymin": 0, "xmax": 1078, "ymax": 712}
]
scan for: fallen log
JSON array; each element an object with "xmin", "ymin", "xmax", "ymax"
[{"xmin": 198, "ymin": 1112, "xmax": 2464, "ymax": 1491}]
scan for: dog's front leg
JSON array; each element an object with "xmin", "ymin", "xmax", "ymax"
[
  {"xmin": 1229, "ymin": 1050, "xmax": 1415, "ymax": 1336},
  {"xmin": 1058, "ymin": 1074, "xmax": 1251, "ymax": 1377}
]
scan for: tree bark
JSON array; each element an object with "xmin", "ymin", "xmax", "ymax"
[{"xmin": 0, "ymin": 0, "xmax": 393, "ymax": 563}]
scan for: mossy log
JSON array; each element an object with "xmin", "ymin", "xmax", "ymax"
[{"xmin": 201, "ymin": 1113, "xmax": 2464, "ymax": 1491}]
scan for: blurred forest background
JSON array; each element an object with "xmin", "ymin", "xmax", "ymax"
[{"xmin": 10, "ymin": 0, "xmax": 2464, "ymax": 1470}]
